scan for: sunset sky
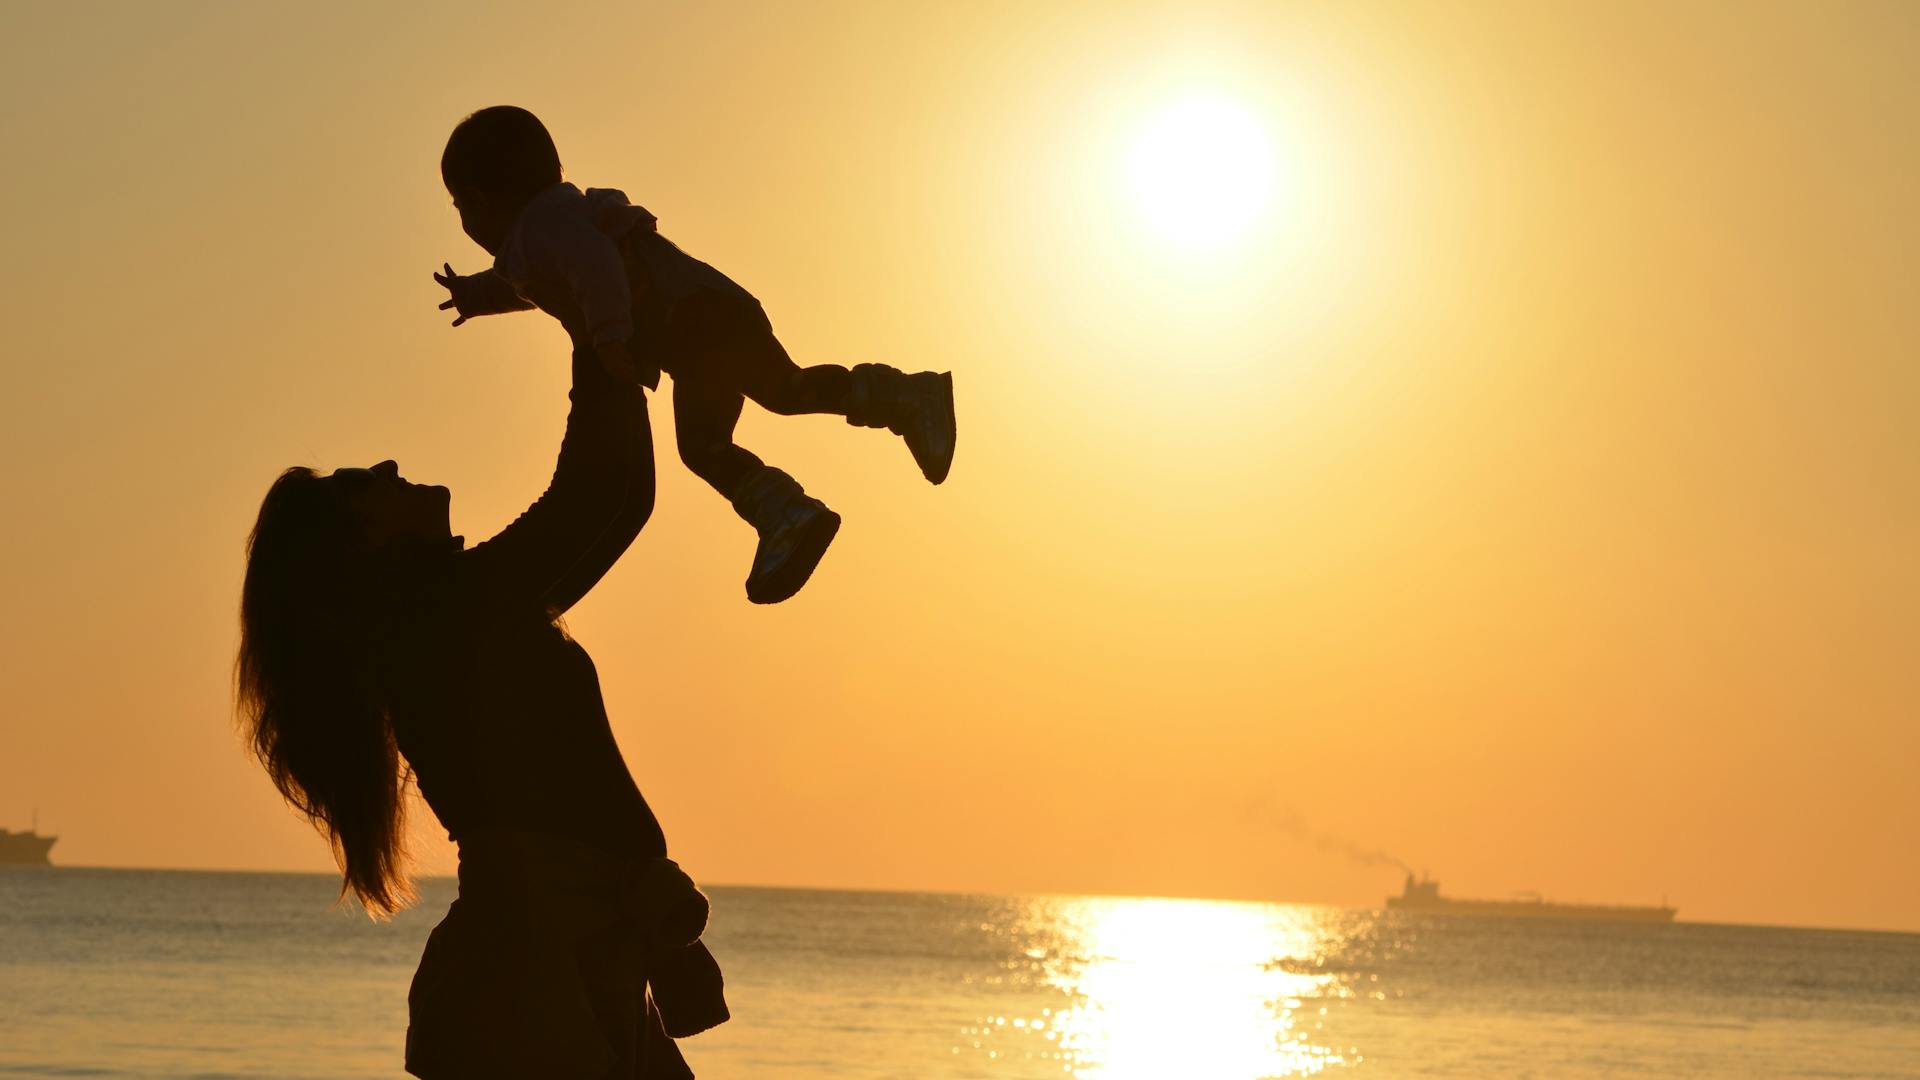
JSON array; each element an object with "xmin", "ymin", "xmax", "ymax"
[{"xmin": 1, "ymin": 1, "xmax": 1914, "ymax": 933}]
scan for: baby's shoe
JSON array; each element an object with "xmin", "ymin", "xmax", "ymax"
[
  {"xmin": 730, "ymin": 466, "xmax": 841, "ymax": 604},
  {"xmin": 845, "ymin": 364, "xmax": 957, "ymax": 485}
]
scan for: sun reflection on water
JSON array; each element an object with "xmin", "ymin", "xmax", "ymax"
[{"xmin": 959, "ymin": 897, "xmax": 1362, "ymax": 1078}]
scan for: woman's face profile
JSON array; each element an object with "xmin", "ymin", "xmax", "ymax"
[{"xmin": 328, "ymin": 460, "xmax": 452, "ymax": 550}]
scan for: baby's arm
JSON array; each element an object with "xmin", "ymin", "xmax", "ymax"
[{"xmin": 433, "ymin": 263, "xmax": 535, "ymax": 326}]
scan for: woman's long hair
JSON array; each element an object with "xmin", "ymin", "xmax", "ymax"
[{"xmin": 237, "ymin": 467, "xmax": 414, "ymax": 917}]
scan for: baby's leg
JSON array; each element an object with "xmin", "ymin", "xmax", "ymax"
[
  {"xmin": 715, "ymin": 309, "xmax": 955, "ymax": 484},
  {"xmin": 724, "ymin": 325, "xmax": 852, "ymax": 418},
  {"xmin": 671, "ymin": 375, "xmax": 761, "ymax": 498},
  {"xmin": 705, "ymin": 302, "xmax": 947, "ymax": 429},
  {"xmin": 673, "ymin": 362, "xmax": 840, "ymax": 604}
]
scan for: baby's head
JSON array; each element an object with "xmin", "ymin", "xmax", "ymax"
[{"xmin": 441, "ymin": 106, "xmax": 563, "ymax": 254}]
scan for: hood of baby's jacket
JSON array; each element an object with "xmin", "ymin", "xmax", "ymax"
[{"xmin": 581, "ymin": 185, "xmax": 658, "ymax": 234}]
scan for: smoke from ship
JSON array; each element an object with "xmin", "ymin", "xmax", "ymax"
[{"xmin": 1243, "ymin": 799, "xmax": 1412, "ymax": 876}]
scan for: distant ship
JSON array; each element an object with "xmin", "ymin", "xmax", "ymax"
[
  {"xmin": 0, "ymin": 826, "xmax": 57, "ymax": 865},
  {"xmin": 1387, "ymin": 873, "xmax": 1675, "ymax": 923}
]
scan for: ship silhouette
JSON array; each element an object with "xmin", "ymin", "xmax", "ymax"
[
  {"xmin": 1387, "ymin": 872, "xmax": 1675, "ymax": 923},
  {"xmin": 1, "ymin": 814, "xmax": 56, "ymax": 865}
]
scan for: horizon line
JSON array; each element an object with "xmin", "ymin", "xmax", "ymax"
[{"xmin": 10, "ymin": 862, "xmax": 1918, "ymax": 937}]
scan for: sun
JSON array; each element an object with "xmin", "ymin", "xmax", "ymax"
[{"xmin": 1126, "ymin": 94, "xmax": 1278, "ymax": 254}]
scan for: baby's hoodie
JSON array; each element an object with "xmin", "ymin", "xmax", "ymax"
[{"xmin": 453, "ymin": 182, "xmax": 749, "ymax": 348}]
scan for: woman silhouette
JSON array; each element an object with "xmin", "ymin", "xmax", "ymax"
[{"xmin": 237, "ymin": 344, "xmax": 720, "ymax": 1079}]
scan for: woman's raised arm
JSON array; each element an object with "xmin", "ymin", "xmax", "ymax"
[{"xmin": 461, "ymin": 344, "xmax": 654, "ymax": 615}]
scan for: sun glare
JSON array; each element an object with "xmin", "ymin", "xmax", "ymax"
[
  {"xmin": 1043, "ymin": 898, "xmax": 1348, "ymax": 1077},
  {"xmin": 1127, "ymin": 95, "xmax": 1278, "ymax": 254}
]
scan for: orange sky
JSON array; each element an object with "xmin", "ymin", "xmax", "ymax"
[{"xmin": 1, "ymin": 1, "xmax": 1915, "ymax": 932}]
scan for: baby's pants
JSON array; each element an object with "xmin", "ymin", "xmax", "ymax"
[{"xmin": 659, "ymin": 292, "xmax": 852, "ymax": 498}]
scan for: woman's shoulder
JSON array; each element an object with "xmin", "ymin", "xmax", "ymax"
[
  {"xmin": 421, "ymin": 548, "xmax": 563, "ymax": 626},
  {"xmin": 375, "ymin": 554, "xmax": 563, "ymax": 682},
  {"xmin": 378, "ymin": 552, "xmax": 513, "ymax": 644}
]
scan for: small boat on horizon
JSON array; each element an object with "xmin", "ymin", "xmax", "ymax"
[
  {"xmin": 1387, "ymin": 872, "xmax": 1675, "ymax": 923},
  {"xmin": 0, "ymin": 824, "xmax": 57, "ymax": 866}
]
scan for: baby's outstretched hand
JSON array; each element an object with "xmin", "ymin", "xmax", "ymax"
[{"xmin": 433, "ymin": 262, "xmax": 471, "ymax": 327}]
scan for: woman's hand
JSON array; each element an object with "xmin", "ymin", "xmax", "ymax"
[{"xmin": 595, "ymin": 339, "xmax": 658, "ymax": 389}]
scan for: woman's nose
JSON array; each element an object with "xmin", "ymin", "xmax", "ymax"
[{"xmin": 373, "ymin": 460, "xmax": 399, "ymax": 479}]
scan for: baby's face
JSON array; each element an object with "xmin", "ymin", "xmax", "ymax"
[{"xmin": 451, "ymin": 190, "xmax": 509, "ymax": 255}]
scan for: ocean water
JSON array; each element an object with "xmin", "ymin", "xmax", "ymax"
[{"xmin": 1, "ymin": 868, "xmax": 1916, "ymax": 1079}]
